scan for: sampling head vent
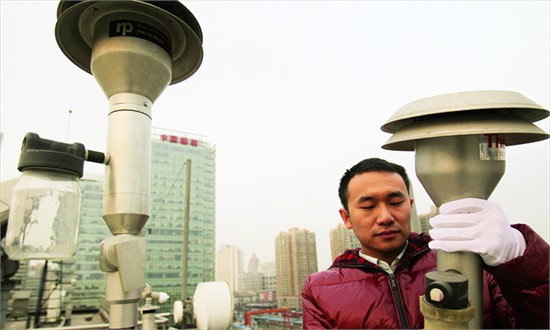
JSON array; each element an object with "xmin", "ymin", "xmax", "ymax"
[
  {"xmin": 381, "ymin": 90, "xmax": 549, "ymax": 206},
  {"xmin": 55, "ymin": 0, "xmax": 203, "ymax": 101}
]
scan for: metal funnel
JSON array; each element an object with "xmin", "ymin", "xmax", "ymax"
[
  {"xmin": 381, "ymin": 90, "xmax": 549, "ymax": 328},
  {"xmin": 383, "ymin": 90, "xmax": 549, "ymax": 205},
  {"xmin": 55, "ymin": 0, "xmax": 204, "ymax": 235}
]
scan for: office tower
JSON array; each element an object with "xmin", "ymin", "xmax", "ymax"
[
  {"xmin": 70, "ymin": 127, "xmax": 215, "ymax": 313},
  {"xmin": 72, "ymin": 176, "xmax": 109, "ymax": 310},
  {"xmin": 215, "ymin": 244, "xmax": 243, "ymax": 295},
  {"xmin": 275, "ymin": 228, "xmax": 317, "ymax": 311},
  {"xmin": 147, "ymin": 128, "xmax": 216, "ymax": 310},
  {"xmin": 329, "ymin": 223, "xmax": 361, "ymax": 261}
]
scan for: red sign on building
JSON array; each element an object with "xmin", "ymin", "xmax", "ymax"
[{"xmin": 160, "ymin": 134, "xmax": 198, "ymax": 147}]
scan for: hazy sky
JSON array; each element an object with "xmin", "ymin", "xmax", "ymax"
[{"xmin": 1, "ymin": 1, "xmax": 548, "ymax": 270}]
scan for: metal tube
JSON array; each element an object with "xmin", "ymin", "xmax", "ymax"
[
  {"xmin": 105, "ymin": 272, "xmax": 140, "ymax": 329},
  {"xmin": 182, "ymin": 160, "xmax": 191, "ymax": 301},
  {"xmin": 415, "ymin": 135, "xmax": 505, "ymax": 328},
  {"xmin": 142, "ymin": 313, "xmax": 156, "ymax": 330},
  {"xmin": 101, "ymin": 93, "xmax": 152, "ymax": 329},
  {"xmin": 34, "ymin": 261, "xmax": 49, "ymax": 328},
  {"xmin": 435, "ymin": 251, "xmax": 483, "ymax": 328},
  {"xmin": 103, "ymin": 93, "xmax": 152, "ymax": 235}
]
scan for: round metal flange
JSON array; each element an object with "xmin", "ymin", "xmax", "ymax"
[
  {"xmin": 381, "ymin": 90, "xmax": 549, "ymax": 133},
  {"xmin": 382, "ymin": 113, "xmax": 549, "ymax": 151},
  {"xmin": 55, "ymin": 0, "xmax": 203, "ymax": 85}
]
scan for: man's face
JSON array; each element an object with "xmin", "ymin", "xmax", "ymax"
[{"xmin": 339, "ymin": 171, "xmax": 413, "ymax": 263}]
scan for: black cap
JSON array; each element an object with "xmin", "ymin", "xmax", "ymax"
[
  {"xmin": 425, "ymin": 270, "xmax": 469, "ymax": 309},
  {"xmin": 18, "ymin": 133, "xmax": 86, "ymax": 178}
]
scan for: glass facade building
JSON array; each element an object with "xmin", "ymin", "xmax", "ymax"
[
  {"xmin": 73, "ymin": 176, "xmax": 109, "ymax": 310},
  {"xmin": 148, "ymin": 128, "xmax": 216, "ymax": 309},
  {"xmin": 70, "ymin": 128, "xmax": 216, "ymax": 313}
]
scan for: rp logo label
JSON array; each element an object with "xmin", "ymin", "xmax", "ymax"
[
  {"xmin": 108, "ymin": 20, "xmax": 172, "ymax": 54},
  {"xmin": 116, "ymin": 22, "xmax": 133, "ymax": 35}
]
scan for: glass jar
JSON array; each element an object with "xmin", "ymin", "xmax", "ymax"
[{"xmin": 5, "ymin": 170, "xmax": 82, "ymax": 260}]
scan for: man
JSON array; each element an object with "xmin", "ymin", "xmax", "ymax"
[{"xmin": 301, "ymin": 158, "xmax": 549, "ymax": 329}]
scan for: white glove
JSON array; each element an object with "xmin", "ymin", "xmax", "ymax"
[{"xmin": 428, "ymin": 198, "xmax": 526, "ymax": 266}]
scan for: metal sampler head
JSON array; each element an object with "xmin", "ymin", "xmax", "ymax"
[
  {"xmin": 381, "ymin": 90, "xmax": 549, "ymax": 206},
  {"xmin": 55, "ymin": 0, "xmax": 203, "ymax": 101}
]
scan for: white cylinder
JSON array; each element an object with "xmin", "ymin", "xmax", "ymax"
[{"xmin": 193, "ymin": 282, "xmax": 233, "ymax": 330}]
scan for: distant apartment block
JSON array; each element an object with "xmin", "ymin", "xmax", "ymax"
[
  {"xmin": 275, "ymin": 228, "xmax": 317, "ymax": 311},
  {"xmin": 216, "ymin": 244, "xmax": 243, "ymax": 295},
  {"xmin": 329, "ymin": 223, "xmax": 361, "ymax": 261}
]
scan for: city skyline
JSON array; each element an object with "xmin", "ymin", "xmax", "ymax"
[{"xmin": 2, "ymin": 1, "xmax": 549, "ymax": 270}]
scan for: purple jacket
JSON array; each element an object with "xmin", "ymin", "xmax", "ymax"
[{"xmin": 302, "ymin": 224, "xmax": 549, "ymax": 329}]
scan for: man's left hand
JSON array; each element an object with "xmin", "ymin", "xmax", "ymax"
[{"xmin": 428, "ymin": 198, "xmax": 526, "ymax": 266}]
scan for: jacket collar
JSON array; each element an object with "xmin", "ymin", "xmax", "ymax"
[{"xmin": 330, "ymin": 232, "xmax": 432, "ymax": 271}]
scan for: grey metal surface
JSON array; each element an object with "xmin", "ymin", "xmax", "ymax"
[
  {"xmin": 381, "ymin": 90, "xmax": 549, "ymax": 133},
  {"xmin": 55, "ymin": 0, "xmax": 203, "ymax": 85}
]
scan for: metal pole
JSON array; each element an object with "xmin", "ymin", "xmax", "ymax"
[
  {"xmin": 182, "ymin": 160, "xmax": 191, "ymax": 301},
  {"xmin": 34, "ymin": 260, "xmax": 48, "ymax": 328}
]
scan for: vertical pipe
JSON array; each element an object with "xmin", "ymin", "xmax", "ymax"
[
  {"xmin": 34, "ymin": 260, "xmax": 48, "ymax": 328},
  {"xmin": 182, "ymin": 160, "xmax": 192, "ymax": 301},
  {"xmin": 102, "ymin": 93, "xmax": 152, "ymax": 329},
  {"xmin": 102, "ymin": 93, "xmax": 152, "ymax": 235},
  {"xmin": 435, "ymin": 251, "xmax": 483, "ymax": 328}
]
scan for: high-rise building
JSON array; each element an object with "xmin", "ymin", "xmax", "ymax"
[
  {"xmin": 215, "ymin": 244, "xmax": 243, "ymax": 295},
  {"xmin": 72, "ymin": 176, "xmax": 109, "ymax": 310},
  {"xmin": 329, "ymin": 223, "xmax": 361, "ymax": 261},
  {"xmin": 275, "ymin": 228, "xmax": 317, "ymax": 311},
  {"xmin": 146, "ymin": 128, "xmax": 216, "ymax": 309},
  {"xmin": 69, "ymin": 127, "xmax": 216, "ymax": 313}
]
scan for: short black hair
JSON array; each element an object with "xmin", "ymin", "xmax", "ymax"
[{"xmin": 338, "ymin": 158, "xmax": 410, "ymax": 211}]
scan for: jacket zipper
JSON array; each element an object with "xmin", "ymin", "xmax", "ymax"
[{"xmin": 389, "ymin": 273, "xmax": 410, "ymax": 329}]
